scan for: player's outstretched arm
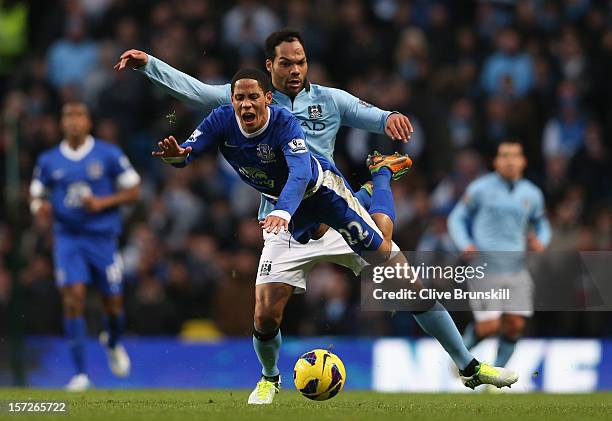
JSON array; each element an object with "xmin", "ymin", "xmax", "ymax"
[
  {"xmin": 331, "ymin": 88, "xmax": 413, "ymax": 142},
  {"xmin": 114, "ymin": 49, "xmax": 230, "ymax": 114}
]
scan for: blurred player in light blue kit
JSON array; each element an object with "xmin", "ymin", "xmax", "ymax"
[
  {"xmin": 448, "ymin": 140, "xmax": 551, "ymax": 372},
  {"xmin": 29, "ymin": 102, "xmax": 141, "ymax": 390}
]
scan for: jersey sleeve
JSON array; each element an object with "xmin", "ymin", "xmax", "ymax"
[
  {"xmin": 529, "ymin": 188, "xmax": 552, "ymax": 247},
  {"xmin": 271, "ymin": 117, "xmax": 312, "ymax": 220},
  {"xmin": 137, "ymin": 54, "xmax": 231, "ymax": 114},
  {"xmin": 107, "ymin": 146, "xmax": 141, "ymax": 189},
  {"xmin": 29, "ymin": 155, "xmax": 51, "ymax": 198},
  {"xmin": 164, "ymin": 108, "xmax": 225, "ymax": 168},
  {"xmin": 447, "ymin": 181, "xmax": 481, "ymax": 251},
  {"xmin": 329, "ymin": 87, "xmax": 392, "ymax": 134}
]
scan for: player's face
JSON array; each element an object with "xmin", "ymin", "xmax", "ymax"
[
  {"xmin": 266, "ymin": 40, "xmax": 308, "ymax": 97},
  {"xmin": 494, "ymin": 143, "xmax": 526, "ymax": 181},
  {"xmin": 61, "ymin": 103, "xmax": 92, "ymax": 140},
  {"xmin": 231, "ymin": 79, "xmax": 273, "ymax": 133}
]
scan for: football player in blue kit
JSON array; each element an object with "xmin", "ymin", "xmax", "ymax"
[
  {"xmin": 29, "ymin": 102, "xmax": 141, "ymax": 390},
  {"xmin": 154, "ymin": 68, "xmax": 519, "ymax": 402}
]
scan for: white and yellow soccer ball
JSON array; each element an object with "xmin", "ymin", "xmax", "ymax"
[{"xmin": 293, "ymin": 349, "xmax": 346, "ymax": 401}]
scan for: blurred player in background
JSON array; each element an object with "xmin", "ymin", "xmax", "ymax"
[
  {"xmin": 29, "ymin": 102, "xmax": 141, "ymax": 390},
  {"xmin": 448, "ymin": 140, "xmax": 551, "ymax": 376},
  {"xmin": 117, "ymin": 31, "xmax": 517, "ymax": 403}
]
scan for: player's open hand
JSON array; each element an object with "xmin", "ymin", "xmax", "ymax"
[
  {"xmin": 152, "ymin": 136, "xmax": 192, "ymax": 159},
  {"xmin": 114, "ymin": 49, "xmax": 148, "ymax": 71},
  {"xmin": 385, "ymin": 113, "xmax": 413, "ymax": 143},
  {"xmin": 260, "ymin": 215, "xmax": 289, "ymax": 234}
]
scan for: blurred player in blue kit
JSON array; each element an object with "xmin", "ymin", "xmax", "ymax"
[
  {"xmin": 448, "ymin": 141, "xmax": 551, "ymax": 377},
  {"xmin": 29, "ymin": 102, "xmax": 141, "ymax": 390},
  {"xmin": 154, "ymin": 67, "xmax": 519, "ymax": 402}
]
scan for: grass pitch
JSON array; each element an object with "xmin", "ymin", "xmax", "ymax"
[{"xmin": 0, "ymin": 389, "xmax": 610, "ymax": 421}]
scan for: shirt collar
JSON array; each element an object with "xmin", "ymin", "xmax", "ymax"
[
  {"xmin": 59, "ymin": 135, "xmax": 95, "ymax": 161},
  {"xmin": 235, "ymin": 106, "xmax": 271, "ymax": 138}
]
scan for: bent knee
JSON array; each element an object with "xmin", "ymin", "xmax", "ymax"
[
  {"xmin": 254, "ymin": 309, "xmax": 282, "ymax": 333},
  {"xmin": 501, "ymin": 316, "xmax": 525, "ymax": 339}
]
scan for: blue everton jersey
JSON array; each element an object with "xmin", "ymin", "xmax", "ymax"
[
  {"xmin": 31, "ymin": 136, "xmax": 138, "ymax": 236},
  {"xmin": 174, "ymin": 105, "xmax": 324, "ymax": 218},
  {"xmin": 138, "ymin": 55, "xmax": 392, "ymax": 219}
]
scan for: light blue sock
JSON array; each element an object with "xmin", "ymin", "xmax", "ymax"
[
  {"xmin": 462, "ymin": 322, "xmax": 484, "ymax": 350},
  {"xmin": 253, "ymin": 329, "xmax": 281, "ymax": 378},
  {"xmin": 413, "ymin": 301, "xmax": 474, "ymax": 370},
  {"xmin": 64, "ymin": 317, "xmax": 87, "ymax": 374},
  {"xmin": 494, "ymin": 336, "xmax": 517, "ymax": 367},
  {"xmin": 355, "ymin": 187, "xmax": 372, "ymax": 210},
  {"xmin": 369, "ymin": 167, "xmax": 395, "ymax": 222}
]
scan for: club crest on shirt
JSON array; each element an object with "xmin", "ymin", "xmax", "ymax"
[
  {"xmin": 308, "ymin": 104, "xmax": 323, "ymax": 119},
  {"xmin": 256, "ymin": 143, "xmax": 276, "ymax": 163},
  {"xmin": 87, "ymin": 161, "xmax": 104, "ymax": 179},
  {"xmin": 51, "ymin": 169, "xmax": 65, "ymax": 180}
]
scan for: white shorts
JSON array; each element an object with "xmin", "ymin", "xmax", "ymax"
[
  {"xmin": 255, "ymin": 228, "xmax": 399, "ymax": 293},
  {"xmin": 470, "ymin": 269, "xmax": 534, "ymax": 322}
]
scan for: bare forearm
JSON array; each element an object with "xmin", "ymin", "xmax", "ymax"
[{"xmin": 97, "ymin": 186, "xmax": 140, "ymax": 210}]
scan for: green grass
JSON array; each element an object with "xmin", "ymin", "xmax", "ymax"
[{"xmin": 0, "ymin": 389, "xmax": 611, "ymax": 421}]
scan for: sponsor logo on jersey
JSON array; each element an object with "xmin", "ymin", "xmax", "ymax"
[
  {"xmin": 238, "ymin": 166, "xmax": 275, "ymax": 188},
  {"xmin": 256, "ymin": 143, "xmax": 276, "ymax": 163},
  {"xmin": 51, "ymin": 169, "xmax": 65, "ymax": 180},
  {"xmin": 87, "ymin": 161, "xmax": 104, "ymax": 179},
  {"xmin": 259, "ymin": 260, "xmax": 272, "ymax": 276},
  {"xmin": 358, "ymin": 99, "xmax": 373, "ymax": 108},
  {"xmin": 301, "ymin": 120, "xmax": 326, "ymax": 132},
  {"xmin": 288, "ymin": 138, "xmax": 307, "ymax": 154},
  {"xmin": 308, "ymin": 104, "xmax": 323, "ymax": 119}
]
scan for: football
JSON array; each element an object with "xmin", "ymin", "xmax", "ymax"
[{"xmin": 293, "ymin": 349, "xmax": 346, "ymax": 401}]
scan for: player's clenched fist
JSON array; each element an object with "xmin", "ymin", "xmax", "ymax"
[
  {"xmin": 114, "ymin": 49, "xmax": 148, "ymax": 71},
  {"xmin": 385, "ymin": 113, "xmax": 413, "ymax": 143}
]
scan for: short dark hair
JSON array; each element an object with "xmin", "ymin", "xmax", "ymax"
[
  {"xmin": 230, "ymin": 68, "xmax": 273, "ymax": 94},
  {"xmin": 497, "ymin": 139, "xmax": 524, "ymax": 154},
  {"xmin": 265, "ymin": 29, "xmax": 306, "ymax": 60},
  {"xmin": 61, "ymin": 101, "xmax": 90, "ymax": 116}
]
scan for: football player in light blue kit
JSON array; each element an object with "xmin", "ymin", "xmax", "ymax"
[
  {"xmin": 29, "ymin": 102, "xmax": 141, "ymax": 390},
  {"xmin": 448, "ymin": 140, "xmax": 551, "ymax": 373},
  {"xmin": 154, "ymin": 68, "xmax": 519, "ymax": 401}
]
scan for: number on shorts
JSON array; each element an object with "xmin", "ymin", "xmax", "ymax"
[{"xmin": 338, "ymin": 221, "xmax": 370, "ymax": 246}]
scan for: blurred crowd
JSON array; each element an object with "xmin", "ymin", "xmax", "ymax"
[{"xmin": 0, "ymin": 0, "xmax": 611, "ymax": 338}]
